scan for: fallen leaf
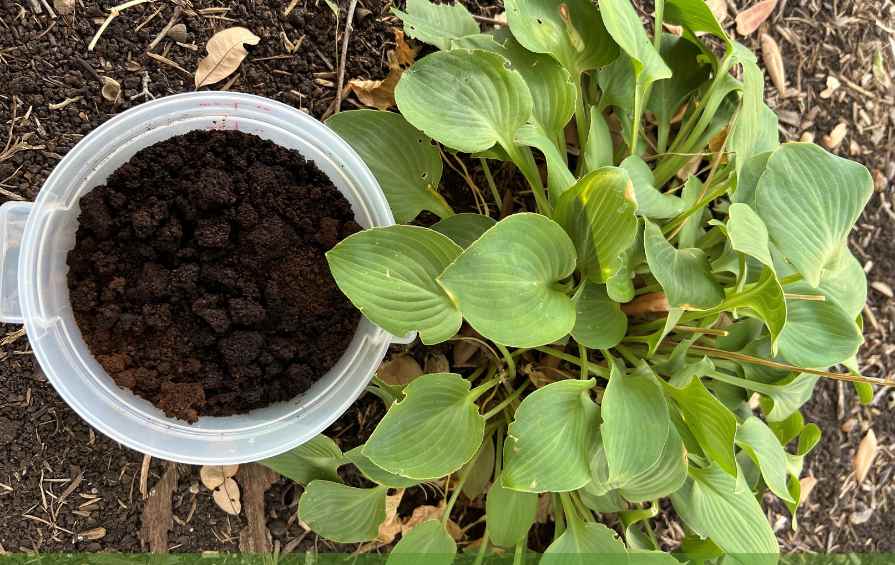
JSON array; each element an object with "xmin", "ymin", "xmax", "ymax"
[
  {"xmin": 850, "ymin": 506, "xmax": 874, "ymax": 525},
  {"xmin": 200, "ymin": 464, "xmax": 240, "ymax": 491},
  {"xmin": 535, "ymin": 493, "xmax": 553, "ymax": 523},
  {"xmin": 621, "ymin": 292, "xmax": 670, "ymax": 316},
  {"xmin": 853, "ymin": 429, "xmax": 878, "ymax": 484},
  {"xmin": 392, "ymin": 28, "xmax": 419, "ymax": 68},
  {"xmin": 424, "ymin": 352, "xmax": 450, "ymax": 374},
  {"xmin": 54, "ymin": 0, "xmax": 75, "ymax": 15},
  {"xmin": 78, "ymin": 527, "xmax": 107, "ymax": 541},
  {"xmin": 348, "ymin": 69, "xmax": 402, "ymax": 111},
  {"xmin": 453, "ymin": 326, "xmax": 483, "ymax": 367},
  {"xmin": 820, "ymin": 76, "xmax": 841, "ymax": 99},
  {"xmin": 873, "ymin": 48, "xmax": 891, "ymax": 88},
  {"xmin": 799, "ymin": 131, "xmax": 815, "ymax": 143},
  {"xmin": 378, "ymin": 489, "xmax": 406, "ymax": 544},
  {"xmin": 195, "ymin": 27, "xmax": 260, "ymax": 88},
  {"xmin": 101, "ymin": 77, "xmax": 121, "ymax": 104},
  {"xmin": 736, "ymin": 0, "xmax": 777, "ymax": 36},
  {"xmin": 377, "ymin": 354, "xmax": 423, "ymax": 386},
  {"xmin": 822, "ymin": 122, "xmax": 848, "ymax": 149},
  {"xmin": 400, "ymin": 503, "xmax": 462, "ymax": 539},
  {"xmin": 799, "ymin": 475, "xmax": 818, "ymax": 503},
  {"xmin": 168, "ymin": 23, "xmax": 188, "ymax": 43},
  {"xmin": 706, "ymin": 0, "xmax": 728, "ymax": 23},
  {"xmin": 760, "ymin": 33, "xmax": 787, "ymax": 96},
  {"xmin": 213, "ymin": 477, "xmax": 242, "ymax": 515},
  {"xmin": 677, "ymin": 154, "xmax": 702, "ymax": 180}
]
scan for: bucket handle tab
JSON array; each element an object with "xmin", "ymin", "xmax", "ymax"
[{"xmin": 0, "ymin": 201, "xmax": 32, "ymax": 324}]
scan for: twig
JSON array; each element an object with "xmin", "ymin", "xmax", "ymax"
[
  {"xmin": 48, "ymin": 96, "xmax": 82, "ymax": 110},
  {"xmin": 284, "ymin": 0, "xmax": 300, "ymax": 16},
  {"xmin": 332, "ymin": 0, "xmax": 359, "ymax": 118},
  {"xmin": 472, "ymin": 14, "xmax": 505, "ymax": 26},
  {"xmin": 135, "ymin": 5, "xmax": 163, "ymax": 32},
  {"xmin": 145, "ymin": 52, "xmax": 191, "ymax": 76},
  {"xmin": 74, "ymin": 57, "xmax": 103, "ymax": 85},
  {"xmin": 147, "ymin": 6, "xmax": 182, "ymax": 52},
  {"xmin": 88, "ymin": 0, "xmax": 156, "ymax": 51}
]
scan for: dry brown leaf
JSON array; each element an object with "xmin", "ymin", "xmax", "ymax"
[
  {"xmin": 706, "ymin": 0, "xmax": 728, "ymax": 23},
  {"xmin": 377, "ymin": 489, "xmax": 405, "ymax": 544},
  {"xmin": 799, "ymin": 131, "xmax": 815, "ymax": 143},
  {"xmin": 760, "ymin": 34, "xmax": 787, "ymax": 96},
  {"xmin": 213, "ymin": 477, "xmax": 242, "ymax": 515},
  {"xmin": 799, "ymin": 475, "xmax": 818, "ymax": 503},
  {"xmin": 195, "ymin": 27, "xmax": 260, "ymax": 88},
  {"xmin": 54, "ymin": 0, "xmax": 75, "ymax": 15},
  {"xmin": 78, "ymin": 527, "xmax": 107, "ymax": 541},
  {"xmin": 822, "ymin": 122, "xmax": 848, "ymax": 149},
  {"xmin": 735, "ymin": 0, "xmax": 777, "ymax": 36},
  {"xmin": 621, "ymin": 292, "xmax": 670, "ymax": 316},
  {"xmin": 101, "ymin": 77, "xmax": 121, "ymax": 104},
  {"xmin": 392, "ymin": 28, "xmax": 419, "ymax": 68},
  {"xmin": 348, "ymin": 69, "xmax": 401, "ymax": 111},
  {"xmin": 400, "ymin": 503, "xmax": 461, "ymax": 540},
  {"xmin": 200, "ymin": 464, "xmax": 240, "ymax": 491},
  {"xmin": 871, "ymin": 281, "xmax": 894, "ymax": 298},
  {"xmin": 377, "ymin": 354, "xmax": 423, "ymax": 386},
  {"xmin": 853, "ymin": 429, "xmax": 878, "ymax": 484},
  {"xmin": 425, "ymin": 352, "xmax": 450, "ymax": 374},
  {"xmin": 535, "ymin": 493, "xmax": 553, "ymax": 524},
  {"xmin": 820, "ymin": 76, "xmax": 841, "ymax": 99}
]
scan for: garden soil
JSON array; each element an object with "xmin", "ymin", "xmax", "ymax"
[
  {"xmin": 67, "ymin": 129, "xmax": 360, "ymax": 421},
  {"xmin": 2, "ymin": 0, "xmax": 895, "ymax": 555}
]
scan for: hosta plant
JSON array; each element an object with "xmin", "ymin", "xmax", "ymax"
[{"xmin": 264, "ymin": 0, "xmax": 880, "ymax": 561}]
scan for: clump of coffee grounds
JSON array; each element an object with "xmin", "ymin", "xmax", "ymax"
[{"xmin": 67, "ymin": 130, "xmax": 361, "ymax": 422}]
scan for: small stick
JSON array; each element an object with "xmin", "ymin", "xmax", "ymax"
[
  {"xmin": 673, "ymin": 325, "xmax": 729, "ymax": 337},
  {"xmin": 284, "ymin": 0, "xmax": 300, "ymax": 16},
  {"xmin": 146, "ymin": 6, "xmax": 182, "ymax": 52},
  {"xmin": 134, "ymin": 5, "xmax": 164, "ymax": 32},
  {"xmin": 332, "ymin": 0, "xmax": 359, "ymax": 118},
  {"xmin": 74, "ymin": 57, "xmax": 103, "ymax": 85},
  {"xmin": 145, "ymin": 52, "xmax": 190, "ymax": 75},
  {"xmin": 472, "ymin": 14, "xmax": 504, "ymax": 26},
  {"xmin": 88, "ymin": 0, "xmax": 155, "ymax": 51}
]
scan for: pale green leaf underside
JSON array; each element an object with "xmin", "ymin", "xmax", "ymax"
[
  {"xmin": 671, "ymin": 465, "xmax": 779, "ymax": 555},
  {"xmin": 620, "ymin": 156, "xmax": 684, "ymax": 218},
  {"xmin": 326, "ymin": 226, "xmax": 462, "ymax": 345},
  {"xmin": 326, "ymin": 110, "xmax": 451, "ymax": 223},
  {"xmin": 430, "ymin": 213, "xmax": 496, "ymax": 249},
  {"xmin": 617, "ymin": 426, "xmax": 688, "ymax": 502},
  {"xmin": 392, "ymin": 0, "xmax": 479, "ymax": 51},
  {"xmin": 261, "ymin": 434, "xmax": 343, "ymax": 485},
  {"xmin": 599, "ymin": 0, "xmax": 672, "ymax": 85},
  {"xmin": 644, "ymin": 220, "xmax": 724, "ymax": 309},
  {"xmin": 504, "ymin": 0, "xmax": 619, "ymax": 76},
  {"xmin": 388, "ymin": 520, "xmax": 457, "ymax": 565},
  {"xmin": 777, "ymin": 283, "xmax": 863, "ymax": 368},
  {"xmin": 364, "ymin": 373, "xmax": 484, "ymax": 480},
  {"xmin": 542, "ymin": 522, "xmax": 628, "ymax": 564},
  {"xmin": 299, "ymin": 481, "xmax": 387, "ymax": 543},
  {"xmin": 727, "ymin": 268, "xmax": 787, "ymax": 352},
  {"xmin": 503, "ymin": 379, "xmax": 599, "ymax": 492},
  {"xmin": 345, "ymin": 447, "xmax": 420, "ymax": 488},
  {"xmin": 515, "ymin": 123, "xmax": 577, "ymax": 201},
  {"xmin": 755, "ymin": 143, "xmax": 873, "ymax": 287},
  {"xmin": 583, "ymin": 108, "xmax": 614, "ymax": 173},
  {"xmin": 572, "ymin": 281, "xmax": 628, "ymax": 349},
  {"xmin": 396, "ymin": 48, "xmax": 533, "ymax": 153},
  {"xmin": 729, "ymin": 55, "xmax": 779, "ymax": 178},
  {"xmin": 486, "ymin": 478, "xmax": 539, "ymax": 547},
  {"xmin": 555, "ymin": 167, "xmax": 638, "ymax": 282},
  {"xmin": 438, "ymin": 213, "xmax": 578, "ymax": 347},
  {"xmin": 736, "ymin": 417, "xmax": 795, "ymax": 503},
  {"xmin": 727, "ymin": 203, "xmax": 774, "ymax": 268},
  {"xmin": 664, "ymin": 0, "xmax": 731, "ymax": 44}
]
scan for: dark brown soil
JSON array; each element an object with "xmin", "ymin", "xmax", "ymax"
[{"xmin": 67, "ymin": 130, "xmax": 361, "ymax": 421}]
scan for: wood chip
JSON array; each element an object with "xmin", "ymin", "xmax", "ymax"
[
  {"xmin": 799, "ymin": 475, "xmax": 818, "ymax": 503},
  {"xmin": 53, "ymin": 0, "xmax": 74, "ymax": 15},
  {"xmin": 760, "ymin": 33, "xmax": 786, "ymax": 96},
  {"xmin": 822, "ymin": 122, "xmax": 848, "ymax": 149},
  {"xmin": 799, "ymin": 131, "xmax": 815, "ymax": 143},
  {"xmin": 212, "ymin": 478, "xmax": 241, "ymax": 515},
  {"xmin": 871, "ymin": 281, "xmax": 894, "ymax": 298},
  {"xmin": 237, "ymin": 464, "xmax": 279, "ymax": 553},
  {"xmin": 736, "ymin": 0, "xmax": 778, "ymax": 36},
  {"xmin": 77, "ymin": 527, "xmax": 106, "ymax": 541},
  {"xmin": 853, "ymin": 429, "xmax": 878, "ymax": 484},
  {"xmin": 140, "ymin": 462, "xmax": 177, "ymax": 553},
  {"xmin": 820, "ymin": 76, "xmax": 841, "ymax": 99},
  {"xmin": 200, "ymin": 465, "xmax": 239, "ymax": 491}
]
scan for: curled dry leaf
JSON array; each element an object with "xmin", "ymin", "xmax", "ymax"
[
  {"xmin": 822, "ymin": 122, "xmax": 848, "ymax": 149},
  {"xmin": 424, "ymin": 351, "xmax": 451, "ymax": 374},
  {"xmin": 377, "ymin": 354, "xmax": 424, "ymax": 386},
  {"xmin": 213, "ymin": 477, "xmax": 242, "ymax": 515},
  {"xmin": 195, "ymin": 27, "xmax": 260, "ymax": 88},
  {"xmin": 401, "ymin": 503, "xmax": 462, "ymax": 540},
  {"xmin": 706, "ymin": 0, "xmax": 728, "ymax": 23},
  {"xmin": 378, "ymin": 489, "xmax": 406, "ymax": 544},
  {"xmin": 453, "ymin": 326, "xmax": 483, "ymax": 367},
  {"xmin": 760, "ymin": 34, "xmax": 787, "ymax": 96},
  {"xmin": 200, "ymin": 464, "xmax": 240, "ymax": 490},
  {"xmin": 820, "ymin": 76, "xmax": 841, "ymax": 99},
  {"xmin": 168, "ymin": 23, "xmax": 188, "ymax": 43},
  {"xmin": 853, "ymin": 429, "xmax": 878, "ymax": 484},
  {"xmin": 392, "ymin": 28, "xmax": 419, "ymax": 68},
  {"xmin": 53, "ymin": 0, "xmax": 75, "ymax": 15},
  {"xmin": 78, "ymin": 527, "xmax": 107, "ymax": 541},
  {"xmin": 736, "ymin": 0, "xmax": 777, "ymax": 36},
  {"xmin": 101, "ymin": 77, "xmax": 121, "ymax": 104},
  {"xmin": 621, "ymin": 292, "xmax": 671, "ymax": 316},
  {"xmin": 347, "ymin": 28, "xmax": 419, "ymax": 111},
  {"xmin": 799, "ymin": 475, "xmax": 818, "ymax": 503}
]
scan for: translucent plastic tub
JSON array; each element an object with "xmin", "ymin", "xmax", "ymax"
[{"xmin": 0, "ymin": 92, "xmax": 406, "ymax": 464}]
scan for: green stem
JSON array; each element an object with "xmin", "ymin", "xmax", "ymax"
[
  {"xmin": 513, "ymin": 542, "xmax": 525, "ymax": 565},
  {"xmin": 780, "ymin": 273, "xmax": 803, "ymax": 286},
  {"xmin": 574, "ymin": 78, "xmax": 590, "ymax": 175},
  {"xmin": 484, "ymin": 382, "xmax": 530, "ymax": 420},
  {"xmin": 505, "ymin": 143, "xmax": 551, "ymax": 215},
  {"xmin": 480, "ymin": 158, "xmax": 502, "ymax": 212},
  {"xmin": 473, "ymin": 528, "xmax": 490, "ymax": 565},
  {"xmin": 558, "ymin": 492, "xmax": 582, "ymax": 526},
  {"xmin": 442, "ymin": 456, "xmax": 475, "ymax": 526},
  {"xmin": 469, "ymin": 377, "xmax": 501, "ymax": 401},
  {"xmin": 496, "ymin": 343, "xmax": 517, "ymax": 381},
  {"xmin": 613, "ymin": 343, "xmax": 641, "ymax": 366},
  {"xmin": 653, "ymin": 0, "xmax": 665, "ymax": 51},
  {"xmin": 571, "ymin": 491, "xmax": 594, "ymax": 522},
  {"xmin": 662, "ymin": 177, "xmax": 732, "ymax": 236},
  {"xmin": 467, "ymin": 364, "xmax": 490, "ymax": 384},
  {"xmin": 534, "ymin": 346, "xmax": 611, "ymax": 379},
  {"xmin": 577, "ymin": 342, "xmax": 589, "ymax": 380}
]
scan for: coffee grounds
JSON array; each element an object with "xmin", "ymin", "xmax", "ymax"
[{"xmin": 67, "ymin": 130, "xmax": 361, "ymax": 422}]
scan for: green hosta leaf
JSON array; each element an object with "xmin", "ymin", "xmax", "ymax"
[
  {"xmin": 778, "ymin": 284, "xmax": 863, "ymax": 368},
  {"xmin": 438, "ymin": 213, "xmax": 577, "ymax": 347},
  {"xmin": 515, "ymin": 123, "xmax": 577, "ymax": 201},
  {"xmin": 326, "ymin": 110, "xmax": 451, "ymax": 223},
  {"xmin": 644, "ymin": 308, "xmax": 684, "ymax": 357},
  {"xmin": 671, "ymin": 465, "xmax": 779, "ymax": 555},
  {"xmin": 816, "ymin": 249, "xmax": 867, "ymax": 319},
  {"xmin": 644, "ymin": 220, "xmax": 724, "ymax": 309},
  {"xmin": 344, "ymin": 447, "xmax": 419, "ymax": 488},
  {"xmin": 732, "ymin": 151, "xmax": 772, "ymax": 207},
  {"xmin": 599, "ymin": 0, "xmax": 671, "ymax": 87},
  {"xmin": 662, "ymin": 376, "xmax": 737, "ymax": 477},
  {"xmin": 572, "ymin": 282, "xmax": 627, "ymax": 349},
  {"xmin": 798, "ymin": 423, "xmax": 822, "ymax": 456},
  {"xmin": 364, "ymin": 373, "xmax": 485, "ymax": 479},
  {"xmin": 620, "ymin": 156, "xmax": 684, "ymax": 219},
  {"xmin": 606, "ymin": 221, "xmax": 644, "ymax": 303},
  {"xmin": 768, "ymin": 410, "xmax": 805, "ymax": 446},
  {"xmin": 603, "ymin": 361, "xmax": 669, "ymax": 485},
  {"xmin": 261, "ymin": 435, "xmax": 343, "ymax": 485},
  {"xmin": 725, "ymin": 269, "xmax": 787, "ymax": 354},
  {"xmin": 736, "ymin": 417, "xmax": 795, "ymax": 503},
  {"xmin": 711, "ymin": 370, "xmax": 817, "ymax": 423},
  {"xmin": 727, "ymin": 203, "xmax": 774, "ymax": 268},
  {"xmin": 504, "ymin": 0, "xmax": 618, "ymax": 76},
  {"xmin": 554, "ymin": 167, "xmax": 638, "ymax": 283},
  {"xmin": 678, "ymin": 176, "xmax": 705, "ymax": 250},
  {"xmin": 486, "ymin": 477, "xmax": 539, "ymax": 547},
  {"xmin": 396, "ymin": 49, "xmax": 533, "ymax": 154},
  {"xmin": 617, "ymin": 426, "xmax": 688, "ymax": 502},
  {"xmin": 597, "ymin": 54, "xmax": 636, "ymax": 117},
  {"xmin": 542, "ymin": 522, "xmax": 628, "ymax": 564},
  {"xmin": 326, "ymin": 226, "xmax": 462, "ymax": 345},
  {"xmin": 388, "ymin": 520, "xmax": 457, "ymax": 565},
  {"xmin": 430, "ymin": 213, "xmax": 496, "ymax": 249},
  {"xmin": 502, "ymin": 379, "xmax": 599, "ymax": 492},
  {"xmin": 729, "ymin": 47, "xmax": 780, "ymax": 177},
  {"xmin": 392, "ymin": 0, "xmax": 478, "ymax": 51},
  {"xmin": 755, "ymin": 143, "xmax": 874, "ymax": 287},
  {"xmin": 664, "ymin": 0, "xmax": 731, "ymax": 45},
  {"xmin": 299, "ymin": 481, "xmax": 387, "ymax": 543},
  {"xmin": 460, "ymin": 437, "xmax": 495, "ymax": 500},
  {"xmin": 583, "ymin": 109, "xmax": 614, "ymax": 172},
  {"xmin": 647, "ymin": 34, "xmax": 710, "ymax": 128}
]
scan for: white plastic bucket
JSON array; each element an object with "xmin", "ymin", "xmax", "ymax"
[{"xmin": 0, "ymin": 92, "xmax": 407, "ymax": 464}]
